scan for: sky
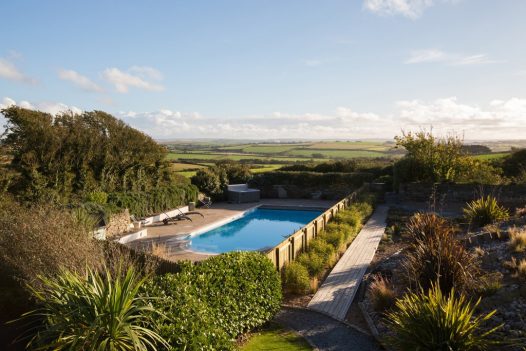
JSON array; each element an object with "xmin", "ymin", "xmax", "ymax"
[{"xmin": 1, "ymin": 0, "xmax": 526, "ymax": 140}]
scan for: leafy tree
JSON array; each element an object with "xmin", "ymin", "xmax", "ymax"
[
  {"xmin": 1, "ymin": 107, "xmax": 173, "ymax": 202},
  {"xmin": 501, "ymin": 148, "xmax": 526, "ymax": 180},
  {"xmin": 191, "ymin": 168, "xmax": 223, "ymax": 198}
]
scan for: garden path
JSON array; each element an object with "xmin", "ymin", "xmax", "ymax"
[
  {"xmin": 275, "ymin": 307, "xmax": 380, "ymax": 351},
  {"xmin": 307, "ymin": 205, "xmax": 389, "ymax": 321}
]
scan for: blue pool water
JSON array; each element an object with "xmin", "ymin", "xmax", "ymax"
[{"xmin": 189, "ymin": 208, "xmax": 322, "ymax": 254}]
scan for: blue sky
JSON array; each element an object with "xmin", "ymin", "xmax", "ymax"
[{"xmin": 1, "ymin": 0, "xmax": 526, "ymax": 139}]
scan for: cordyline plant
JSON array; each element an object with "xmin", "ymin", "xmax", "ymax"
[
  {"xmin": 385, "ymin": 283, "xmax": 502, "ymax": 351},
  {"xmin": 14, "ymin": 266, "xmax": 168, "ymax": 351}
]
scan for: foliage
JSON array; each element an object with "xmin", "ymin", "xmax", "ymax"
[
  {"xmin": 368, "ymin": 274, "xmax": 396, "ymax": 312},
  {"xmin": 463, "ymin": 195, "xmax": 510, "ymax": 227},
  {"xmin": 393, "ymin": 130, "xmax": 502, "ymax": 186},
  {"xmin": 282, "ymin": 261, "xmax": 312, "ymax": 295},
  {"xmin": 145, "ymin": 252, "xmax": 282, "ymax": 349},
  {"xmin": 509, "ymin": 226, "xmax": 526, "ymax": 252},
  {"xmin": 84, "ymin": 190, "xmax": 108, "ymax": 205},
  {"xmin": 385, "ymin": 284, "xmax": 501, "ymax": 351},
  {"xmin": 405, "ymin": 212, "xmax": 453, "ymax": 241},
  {"xmin": 308, "ymin": 239, "xmax": 336, "ymax": 267},
  {"xmin": 501, "ymin": 148, "xmax": 526, "ymax": 179},
  {"xmin": 191, "ymin": 161, "xmax": 252, "ymax": 199},
  {"xmin": 296, "ymin": 251, "xmax": 325, "ymax": 277},
  {"xmin": 402, "ymin": 217, "xmax": 479, "ymax": 294},
  {"xmin": 108, "ymin": 183, "xmax": 199, "ymax": 217},
  {"xmin": 19, "ymin": 266, "xmax": 167, "ymax": 351},
  {"xmin": 1, "ymin": 107, "xmax": 173, "ymax": 203},
  {"xmin": 394, "ymin": 130, "xmax": 467, "ymax": 184},
  {"xmin": 0, "ymin": 196, "xmax": 102, "ymax": 291},
  {"xmin": 143, "ymin": 272, "xmax": 233, "ymax": 351}
]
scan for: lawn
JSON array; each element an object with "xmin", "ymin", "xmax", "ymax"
[{"xmin": 240, "ymin": 324, "xmax": 312, "ymax": 351}]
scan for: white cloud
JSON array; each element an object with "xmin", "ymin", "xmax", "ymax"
[
  {"xmin": 364, "ymin": 0, "xmax": 435, "ymax": 19},
  {"xmin": 405, "ymin": 49, "xmax": 501, "ymax": 66},
  {"xmin": 117, "ymin": 97, "xmax": 526, "ymax": 140},
  {"xmin": 0, "ymin": 57, "xmax": 36, "ymax": 84},
  {"xmin": 0, "ymin": 96, "xmax": 81, "ymax": 115},
  {"xmin": 405, "ymin": 49, "xmax": 449, "ymax": 64},
  {"xmin": 129, "ymin": 66, "xmax": 163, "ymax": 81},
  {"xmin": 58, "ymin": 69, "xmax": 103, "ymax": 92},
  {"xmin": 102, "ymin": 67, "xmax": 164, "ymax": 93}
]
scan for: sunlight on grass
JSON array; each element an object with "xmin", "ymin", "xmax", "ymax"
[{"xmin": 240, "ymin": 324, "xmax": 312, "ymax": 351}]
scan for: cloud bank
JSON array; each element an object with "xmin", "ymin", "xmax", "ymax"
[
  {"xmin": 2, "ymin": 96, "xmax": 526, "ymax": 140},
  {"xmin": 364, "ymin": 0, "xmax": 455, "ymax": 19}
]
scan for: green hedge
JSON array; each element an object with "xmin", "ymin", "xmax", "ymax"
[
  {"xmin": 107, "ymin": 183, "xmax": 199, "ymax": 217},
  {"xmin": 250, "ymin": 171, "xmax": 373, "ymax": 189},
  {"xmin": 143, "ymin": 252, "xmax": 282, "ymax": 350}
]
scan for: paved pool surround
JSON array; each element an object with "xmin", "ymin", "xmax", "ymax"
[{"xmin": 126, "ymin": 199, "xmax": 335, "ymax": 262}]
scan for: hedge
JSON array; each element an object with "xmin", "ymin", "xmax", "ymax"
[
  {"xmin": 107, "ymin": 183, "xmax": 199, "ymax": 217},
  {"xmin": 143, "ymin": 252, "xmax": 282, "ymax": 350}
]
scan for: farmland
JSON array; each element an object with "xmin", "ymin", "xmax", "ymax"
[{"xmin": 162, "ymin": 139, "xmax": 523, "ymax": 177}]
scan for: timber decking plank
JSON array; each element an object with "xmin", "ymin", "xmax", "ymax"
[{"xmin": 307, "ymin": 205, "xmax": 389, "ymax": 321}]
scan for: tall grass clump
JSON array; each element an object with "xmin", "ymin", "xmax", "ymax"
[
  {"xmin": 17, "ymin": 266, "xmax": 167, "ymax": 351},
  {"xmin": 308, "ymin": 239, "xmax": 336, "ymax": 267},
  {"xmin": 385, "ymin": 284, "xmax": 501, "ymax": 351},
  {"xmin": 283, "ymin": 261, "xmax": 311, "ymax": 295},
  {"xmin": 402, "ymin": 214, "xmax": 478, "ymax": 294},
  {"xmin": 368, "ymin": 274, "xmax": 396, "ymax": 312},
  {"xmin": 463, "ymin": 195, "xmax": 509, "ymax": 228},
  {"xmin": 509, "ymin": 226, "xmax": 526, "ymax": 253}
]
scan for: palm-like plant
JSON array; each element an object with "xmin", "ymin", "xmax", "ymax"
[
  {"xmin": 18, "ymin": 266, "xmax": 168, "ymax": 350},
  {"xmin": 385, "ymin": 283, "xmax": 501, "ymax": 351},
  {"xmin": 463, "ymin": 195, "xmax": 509, "ymax": 227}
]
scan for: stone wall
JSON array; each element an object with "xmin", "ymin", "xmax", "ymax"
[
  {"xmin": 105, "ymin": 209, "xmax": 131, "ymax": 237},
  {"xmin": 399, "ymin": 182, "xmax": 526, "ymax": 208}
]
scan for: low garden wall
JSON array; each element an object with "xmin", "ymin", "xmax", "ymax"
[
  {"xmin": 266, "ymin": 185, "xmax": 366, "ymax": 271},
  {"xmin": 399, "ymin": 182, "xmax": 526, "ymax": 208}
]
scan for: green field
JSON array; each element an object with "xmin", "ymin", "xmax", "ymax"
[
  {"xmin": 472, "ymin": 152, "xmax": 510, "ymax": 160},
  {"xmin": 286, "ymin": 149, "xmax": 387, "ymax": 158}
]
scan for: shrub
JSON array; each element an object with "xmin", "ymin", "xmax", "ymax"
[
  {"xmin": 0, "ymin": 197, "xmax": 102, "ymax": 290},
  {"xmin": 297, "ymin": 251, "xmax": 325, "ymax": 277},
  {"xmin": 308, "ymin": 238, "xmax": 336, "ymax": 267},
  {"xmin": 108, "ymin": 183, "xmax": 199, "ymax": 217},
  {"xmin": 283, "ymin": 261, "xmax": 311, "ymax": 294},
  {"xmin": 143, "ymin": 272, "xmax": 233, "ymax": 350},
  {"xmin": 509, "ymin": 226, "xmax": 526, "ymax": 252},
  {"xmin": 402, "ymin": 226, "xmax": 479, "ymax": 294},
  {"xmin": 333, "ymin": 209, "xmax": 362, "ymax": 229},
  {"xmin": 18, "ymin": 266, "xmax": 167, "ymax": 351},
  {"xmin": 385, "ymin": 284, "xmax": 501, "ymax": 351},
  {"xmin": 146, "ymin": 251, "xmax": 282, "ymax": 345},
  {"xmin": 323, "ymin": 228, "xmax": 346, "ymax": 251},
  {"xmin": 369, "ymin": 274, "xmax": 396, "ymax": 312},
  {"xmin": 463, "ymin": 195, "xmax": 510, "ymax": 228},
  {"xmin": 84, "ymin": 190, "xmax": 108, "ymax": 204},
  {"xmin": 405, "ymin": 212, "xmax": 453, "ymax": 241}
]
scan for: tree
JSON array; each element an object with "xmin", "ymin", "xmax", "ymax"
[
  {"xmin": 191, "ymin": 169, "xmax": 223, "ymax": 198},
  {"xmin": 0, "ymin": 107, "xmax": 173, "ymax": 202}
]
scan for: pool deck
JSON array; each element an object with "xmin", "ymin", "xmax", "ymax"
[{"xmin": 126, "ymin": 199, "xmax": 336, "ymax": 262}]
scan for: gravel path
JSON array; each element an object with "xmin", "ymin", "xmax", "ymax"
[{"xmin": 275, "ymin": 307, "xmax": 381, "ymax": 351}]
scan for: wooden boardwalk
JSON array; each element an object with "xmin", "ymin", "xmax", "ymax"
[{"xmin": 307, "ymin": 205, "xmax": 389, "ymax": 321}]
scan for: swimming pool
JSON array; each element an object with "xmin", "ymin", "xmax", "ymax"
[{"xmin": 189, "ymin": 207, "xmax": 323, "ymax": 254}]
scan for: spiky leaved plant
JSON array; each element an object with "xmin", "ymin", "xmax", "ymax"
[
  {"xmin": 17, "ymin": 266, "xmax": 168, "ymax": 351},
  {"xmin": 385, "ymin": 283, "xmax": 501, "ymax": 351},
  {"xmin": 463, "ymin": 195, "xmax": 509, "ymax": 228}
]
